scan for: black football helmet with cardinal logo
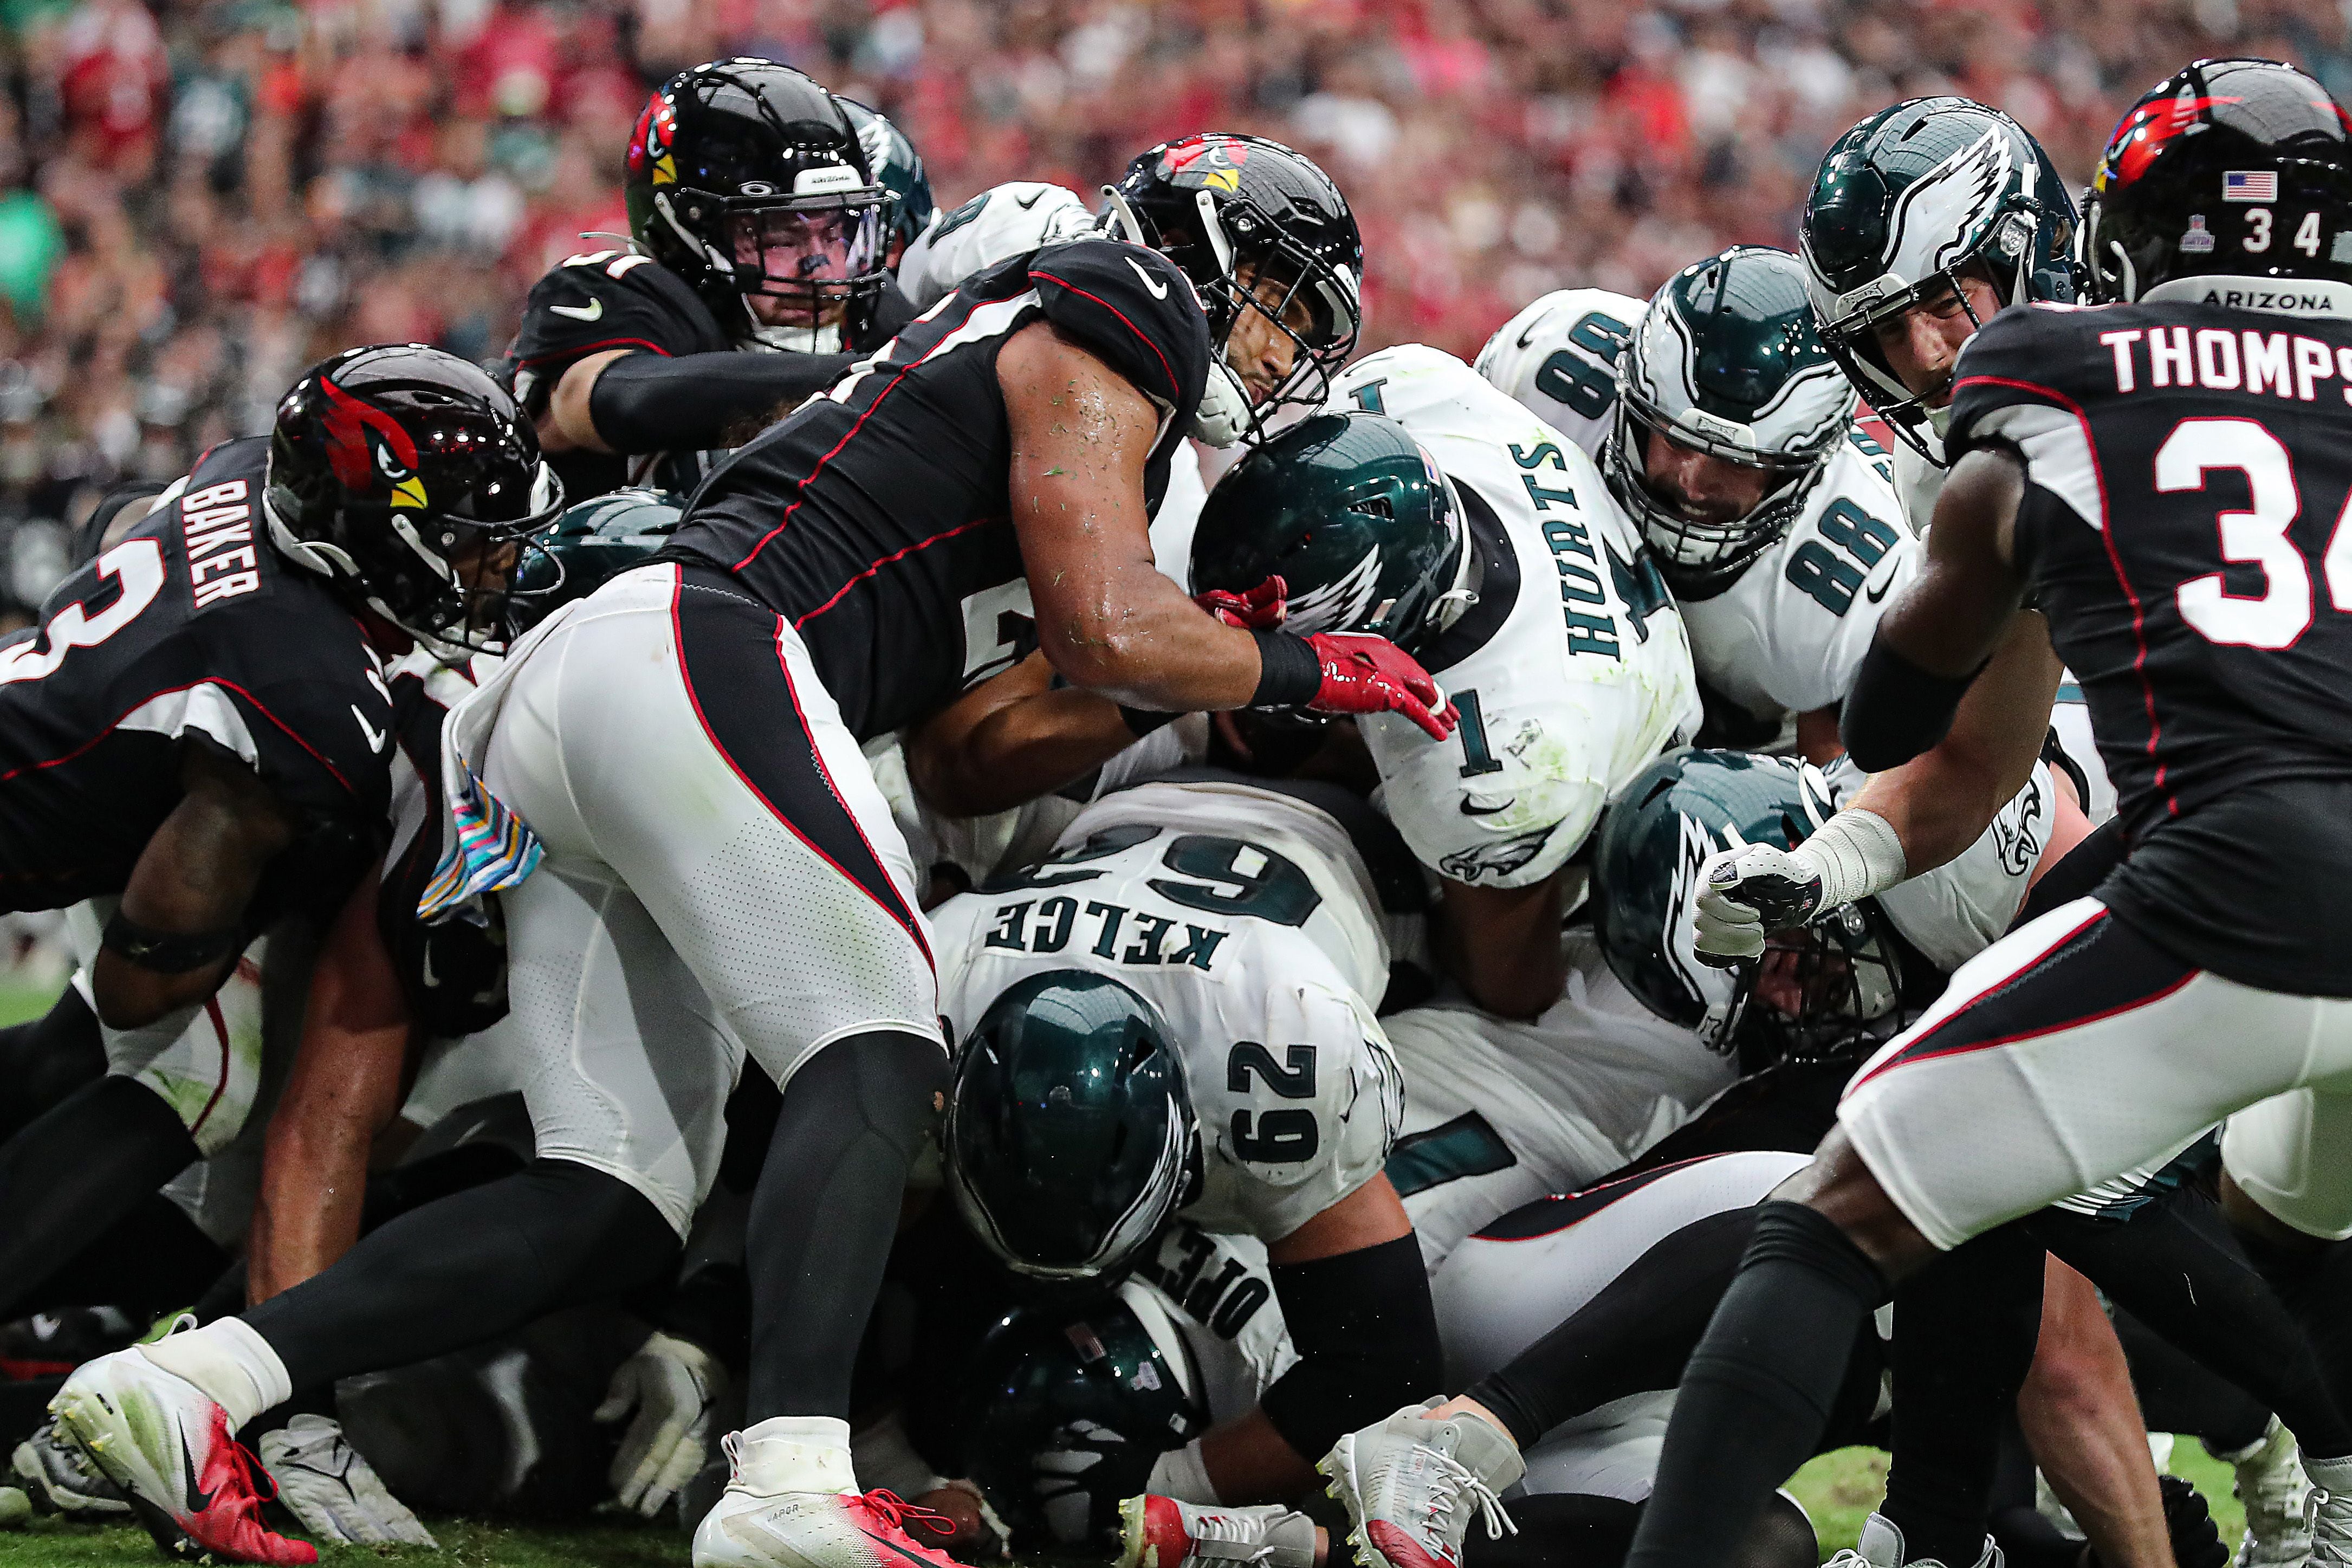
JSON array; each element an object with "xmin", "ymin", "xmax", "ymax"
[
  {"xmin": 1104, "ymin": 132, "xmax": 1362, "ymax": 436},
  {"xmin": 267, "ymin": 344, "xmax": 563, "ymax": 658},
  {"xmin": 2082, "ymin": 58, "xmax": 2352, "ymax": 306}
]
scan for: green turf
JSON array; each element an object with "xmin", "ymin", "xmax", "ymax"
[
  {"xmin": 0, "ymin": 1443, "xmax": 2252, "ymax": 1565},
  {"xmin": 0, "ymin": 974, "xmax": 62, "ymax": 1028}
]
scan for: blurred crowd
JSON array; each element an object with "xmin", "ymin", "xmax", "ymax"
[{"xmin": 0, "ymin": 0, "xmax": 2349, "ymax": 630}]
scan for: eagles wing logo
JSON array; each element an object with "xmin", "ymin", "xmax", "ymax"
[
  {"xmin": 320, "ymin": 380, "xmax": 427, "ymax": 510},
  {"xmin": 1887, "ymin": 126, "xmax": 2012, "ymax": 279},
  {"xmin": 1283, "ymin": 546, "xmax": 1383, "ymax": 637},
  {"xmin": 1440, "ymin": 825, "xmax": 1554, "ymax": 884}
]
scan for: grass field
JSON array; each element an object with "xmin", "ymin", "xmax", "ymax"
[{"xmin": 0, "ymin": 1442, "xmax": 2251, "ymax": 1566}]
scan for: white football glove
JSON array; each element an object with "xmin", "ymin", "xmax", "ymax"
[
  {"xmin": 594, "ymin": 1330, "xmax": 726, "ymax": 1518},
  {"xmin": 1693, "ymin": 843, "xmax": 1826, "ymax": 967},
  {"xmin": 258, "ymin": 1414, "xmax": 437, "ymax": 1548}
]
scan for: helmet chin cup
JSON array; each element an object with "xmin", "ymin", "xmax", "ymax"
[{"xmin": 1188, "ymin": 362, "xmax": 1251, "ymax": 448}]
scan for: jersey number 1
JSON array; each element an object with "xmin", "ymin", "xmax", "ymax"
[{"xmin": 2159, "ymin": 418, "xmax": 2352, "ymax": 649}]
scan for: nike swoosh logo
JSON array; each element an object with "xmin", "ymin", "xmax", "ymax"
[
  {"xmin": 179, "ymin": 1421, "xmax": 215, "ymax": 1516},
  {"xmin": 1125, "ymin": 258, "xmax": 1169, "ymax": 300},
  {"xmin": 352, "ymin": 705, "xmax": 387, "ymax": 754},
  {"xmin": 1516, "ymin": 318, "xmax": 1546, "ymax": 349},
  {"xmin": 549, "ymin": 298, "xmax": 604, "ymax": 322},
  {"xmin": 1013, "ymin": 191, "xmax": 1045, "ymax": 210},
  {"xmin": 1459, "ymin": 797, "xmax": 1513, "ymax": 817},
  {"xmin": 863, "ymin": 1529, "xmax": 941, "ymax": 1568},
  {"xmin": 1862, "ymin": 552, "xmax": 1903, "ymax": 604}
]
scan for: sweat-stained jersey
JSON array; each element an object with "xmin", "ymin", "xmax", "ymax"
[
  {"xmin": 664, "ymin": 238, "xmax": 1212, "ymax": 741},
  {"xmin": 1327, "ymin": 347, "xmax": 1701, "ymax": 888},
  {"xmin": 1480, "ymin": 290, "xmax": 1922, "ymax": 728},
  {"xmin": 931, "ymin": 778, "xmax": 1405, "ymax": 1243},
  {"xmin": 0, "ymin": 437, "xmax": 391, "ymax": 915},
  {"xmin": 1946, "ymin": 299, "xmax": 2352, "ymax": 994}
]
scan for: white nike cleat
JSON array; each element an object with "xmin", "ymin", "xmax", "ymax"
[
  {"xmin": 1115, "ymin": 1494, "xmax": 1316, "ymax": 1568},
  {"xmin": 259, "ymin": 1414, "xmax": 437, "ymax": 1548},
  {"xmin": 1320, "ymin": 1403, "xmax": 1522, "ymax": 1568},
  {"xmin": 2213, "ymin": 1418, "xmax": 2309, "ymax": 1568},
  {"xmin": 12, "ymin": 1416, "xmax": 130, "ymax": 1517},
  {"xmin": 693, "ymin": 1428, "xmax": 962, "ymax": 1568},
  {"xmin": 50, "ymin": 1347, "xmax": 316, "ymax": 1565},
  {"xmin": 1824, "ymin": 1512, "xmax": 2001, "ymax": 1568},
  {"xmin": 2304, "ymin": 1452, "xmax": 2352, "ymax": 1567}
]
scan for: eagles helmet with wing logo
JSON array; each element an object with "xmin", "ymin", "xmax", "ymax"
[
  {"xmin": 838, "ymin": 96, "xmax": 934, "ymax": 266},
  {"xmin": 1800, "ymin": 98, "xmax": 2078, "ymax": 462},
  {"xmin": 1595, "ymin": 748, "xmax": 1928, "ymax": 1072},
  {"xmin": 268, "ymin": 344, "xmax": 563, "ymax": 659},
  {"xmin": 1608, "ymin": 247, "xmax": 1857, "ymax": 593},
  {"xmin": 956, "ymin": 1286, "xmax": 1208, "ymax": 1550},
  {"xmin": 1188, "ymin": 410, "xmax": 1468, "ymax": 656},
  {"xmin": 506, "ymin": 487, "xmax": 681, "ymax": 636}
]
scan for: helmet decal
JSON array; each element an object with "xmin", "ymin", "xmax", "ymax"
[
  {"xmin": 1162, "ymin": 136, "xmax": 1251, "ymax": 192},
  {"xmin": 630, "ymin": 92, "xmax": 678, "ymax": 186},
  {"xmin": 318, "ymin": 379, "xmax": 423, "ymax": 508},
  {"xmin": 1885, "ymin": 125, "xmax": 2013, "ymax": 294},
  {"xmin": 1284, "ymin": 543, "xmax": 1382, "ymax": 636},
  {"xmin": 2108, "ymin": 93, "xmax": 2243, "ymax": 188}
]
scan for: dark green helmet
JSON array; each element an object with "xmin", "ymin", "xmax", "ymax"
[
  {"xmin": 944, "ymin": 971, "xmax": 1196, "ymax": 1280},
  {"xmin": 839, "ymin": 97, "xmax": 933, "ymax": 260},
  {"xmin": 957, "ymin": 1285, "xmax": 1207, "ymax": 1549},
  {"xmin": 1606, "ymin": 247, "xmax": 1857, "ymax": 593},
  {"xmin": 1594, "ymin": 749, "xmax": 1915, "ymax": 1071},
  {"xmin": 1188, "ymin": 410, "xmax": 1466, "ymax": 653},
  {"xmin": 1800, "ymin": 98, "xmax": 2078, "ymax": 460},
  {"xmin": 507, "ymin": 487, "xmax": 681, "ymax": 636}
]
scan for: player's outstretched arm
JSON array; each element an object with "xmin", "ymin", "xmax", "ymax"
[
  {"xmin": 905, "ymin": 650, "xmax": 1149, "ymax": 819},
  {"xmin": 90, "ymin": 738, "xmax": 296, "ymax": 1028},
  {"xmin": 248, "ymin": 863, "xmax": 412, "ymax": 1303},
  {"xmin": 1179, "ymin": 1175, "xmax": 1438, "ymax": 1505}
]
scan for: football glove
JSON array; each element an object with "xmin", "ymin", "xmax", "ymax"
[
  {"xmin": 1693, "ymin": 844, "xmax": 1825, "ymax": 968},
  {"xmin": 1196, "ymin": 575, "xmax": 1287, "ymax": 631},
  {"xmin": 1303, "ymin": 632, "xmax": 1456, "ymax": 741},
  {"xmin": 595, "ymin": 1330, "xmax": 726, "ymax": 1519},
  {"xmin": 258, "ymin": 1414, "xmax": 437, "ymax": 1548}
]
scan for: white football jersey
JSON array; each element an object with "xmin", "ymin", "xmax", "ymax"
[
  {"xmin": 1385, "ymin": 930, "xmax": 1739, "ymax": 1269},
  {"xmin": 1828, "ymin": 754, "xmax": 2053, "ymax": 974},
  {"xmin": 900, "ymin": 182, "xmax": 1098, "ymax": 310},
  {"xmin": 1479, "ymin": 294, "xmax": 1920, "ymax": 723},
  {"xmin": 1325, "ymin": 346, "xmax": 1701, "ymax": 888},
  {"xmin": 1474, "ymin": 289, "xmax": 1647, "ymax": 461},
  {"xmin": 932, "ymin": 779, "xmax": 1404, "ymax": 1243},
  {"xmin": 1123, "ymin": 1220, "xmax": 1297, "ymax": 1429}
]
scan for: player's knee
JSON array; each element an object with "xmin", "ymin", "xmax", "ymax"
[
  {"xmin": 791, "ymin": 1027, "xmax": 947, "ymax": 1159},
  {"xmin": 517, "ymin": 1157, "xmax": 682, "ymax": 1291},
  {"xmin": 1803, "ymin": 1130, "xmax": 1932, "ymax": 1278}
]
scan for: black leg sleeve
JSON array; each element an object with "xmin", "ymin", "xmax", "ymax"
[
  {"xmin": 1467, "ymin": 1208, "xmax": 1759, "ymax": 1448},
  {"xmin": 1464, "ymin": 1492, "xmax": 1816, "ymax": 1568},
  {"xmin": 0, "ymin": 986, "xmax": 103, "ymax": 1141},
  {"xmin": 2110, "ymin": 1305, "xmax": 2272, "ymax": 1454},
  {"xmin": 1623, "ymin": 1202, "xmax": 1889, "ymax": 1568},
  {"xmin": 1259, "ymin": 1233, "xmax": 1442, "ymax": 1462},
  {"xmin": 2225, "ymin": 1222, "xmax": 2352, "ymax": 1460},
  {"xmin": 2030, "ymin": 1198, "xmax": 2352, "ymax": 1457},
  {"xmin": 1881, "ymin": 1226, "xmax": 2047, "ymax": 1568},
  {"xmin": 243, "ymin": 1157, "xmax": 679, "ymax": 1392},
  {"xmin": 15, "ymin": 1193, "xmax": 227, "ymax": 1319},
  {"xmin": 0, "ymin": 1075, "xmax": 197, "ymax": 1319},
  {"xmin": 744, "ymin": 1029, "xmax": 945, "ymax": 1420}
]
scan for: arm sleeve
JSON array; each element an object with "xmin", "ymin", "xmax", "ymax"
[
  {"xmin": 588, "ymin": 350, "xmax": 860, "ymax": 453},
  {"xmin": 1258, "ymin": 1234, "xmax": 1442, "ymax": 1461},
  {"xmin": 1027, "ymin": 239, "xmax": 1212, "ymax": 418},
  {"xmin": 510, "ymin": 257, "xmax": 730, "ymax": 403}
]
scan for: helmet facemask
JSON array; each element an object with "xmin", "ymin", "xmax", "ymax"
[
  {"xmin": 1604, "ymin": 391, "xmax": 1832, "ymax": 592},
  {"xmin": 1721, "ymin": 899, "xmax": 1914, "ymax": 1072},
  {"xmin": 657, "ymin": 170, "xmax": 888, "ymax": 353}
]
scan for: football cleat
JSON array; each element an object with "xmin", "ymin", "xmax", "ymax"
[
  {"xmin": 50, "ymin": 1348, "xmax": 316, "ymax": 1564},
  {"xmin": 1824, "ymin": 1512, "xmax": 2000, "ymax": 1568},
  {"xmin": 2213, "ymin": 1418, "xmax": 2311, "ymax": 1568},
  {"xmin": 1116, "ymin": 1494, "xmax": 1316, "ymax": 1568},
  {"xmin": 694, "ymin": 1433, "xmax": 960, "ymax": 1568},
  {"xmin": 258, "ymin": 1414, "xmax": 437, "ymax": 1548},
  {"xmin": 1319, "ymin": 1403, "xmax": 1522, "ymax": 1568},
  {"xmin": 11, "ymin": 1417, "xmax": 131, "ymax": 1517},
  {"xmin": 2304, "ymin": 1453, "xmax": 2352, "ymax": 1567}
]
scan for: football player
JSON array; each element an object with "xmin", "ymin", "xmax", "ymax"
[
  {"xmin": 1191, "ymin": 364, "xmax": 1701, "ymax": 1017},
  {"xmin": 935, "ymin": 772, "xmax": 1425, "ymax": 1508},
  {"xmin": 900, "ymin": 183, "xmax": 1098, "ymax": 312},
  {"xmin": 507, "ymin": 60, "xmax": 919, "ymax": 504},
  {"xmin": 839, "ymin": 97, "xmax": 932, "ymax": 275},
  {"xmin": 1624, "ymin": 59, "xmax": 2352, "ymax": 1568},
  {"xmin": 1479, "ymin": 249, "xmax": 1914, "ymax": 761}
]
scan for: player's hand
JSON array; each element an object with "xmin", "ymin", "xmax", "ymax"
[
  {"xmin": 1197, "ymin": 575, "xmax": 1287, "ymax": 630},
  {"xmin": 594, "ymin": 1330, "xmax": 726, "ymax": 1518},
  {"xmin": 1303, "ymin": 632, "xmax": 1458, "ymax": 741},
  {"xmin": 1692, "ymin": 844, "xmax": 1825, "ymax": 968}
]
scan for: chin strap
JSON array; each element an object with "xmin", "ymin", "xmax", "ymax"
[{"xmin": 1188, "ymin": 363, "xmax": 1250, "ymax": 447}]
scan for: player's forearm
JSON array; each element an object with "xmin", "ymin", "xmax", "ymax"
[
  {"xmin": 2020, "ymin": 1261, "xmax": 2172, "ymax": 1568},
  {"xmin": 912, "ymin": 689, "xmax": 1145, "ymax": 817},
  {"xmin": 587, "ymin": 348, "xmax": 860, "ymax": 451},
  {"xmin": 1034, "ymin": 561, "xmax": 1267, "ymax": 710}
]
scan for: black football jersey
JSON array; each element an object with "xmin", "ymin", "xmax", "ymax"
[
  {"xmin": 662, "ymin": 238, "xmax": 1213, "ymax": 741},
  {"xmin": 1948, "ymin": 299, "xmax": 2352, "ymax": 992},
  {"xmin": 380, "ymin": 653, "xmax": 506, "ymax": 1038},
  {"xmin": 0, "ymin": 437, "xmax": 393, "ymax": 915}
]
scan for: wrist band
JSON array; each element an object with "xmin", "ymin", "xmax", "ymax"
[
  {"xmin": 1247, "ymin": 630, "xmax": 1321, "ymax": 709},
  {"xmin": 102, "ymin": 913, "xmax": 242, "ymax": 974},
  {"xmin": 1792, "ymin": 807, "xmax": 1909, "ymax": 909}
]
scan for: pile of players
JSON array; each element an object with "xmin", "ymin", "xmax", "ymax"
[{"xmin": 0, "ymin": 42, "xmax": 2348, "ymax": 1568}]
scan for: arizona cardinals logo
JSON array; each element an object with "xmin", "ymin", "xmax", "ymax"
[
  {"xmin": 1284, "ymin": 546, "xmax": 1383, "ymax": 637},
  {"xmin": 630, "ymin": 94, "xmax": 678, "ymax": 185},
  {"xmin": 320, "ymin": 380, "xmax": 427, "ymax": 510},
  {"xmin": 1162, "ymin": 136, "xmax": 1250, "ymax": 193},
  {"xmin": 2104, "ymin": 94, "xmax": 2244, "ymax": 187}
]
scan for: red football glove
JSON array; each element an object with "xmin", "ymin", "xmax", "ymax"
[
  {"xmin": 1196, "ymin": 575, "xmax": 1288, "ymax": 630},
  {"xmin": 1304, "ymin": 632, "xmax": 1458, "ymax": 741}
]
